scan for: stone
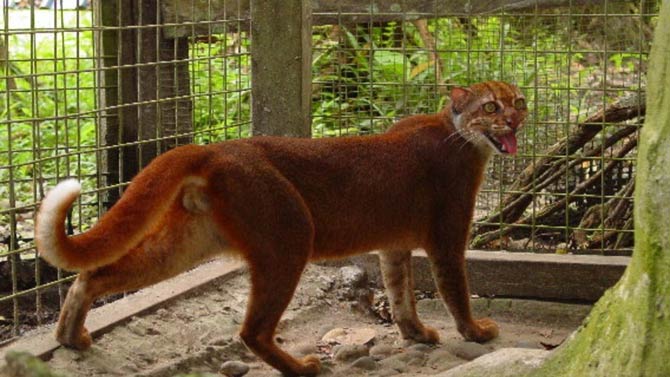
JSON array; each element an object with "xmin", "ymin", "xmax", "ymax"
[
  {"xmin": 369, "ymin": 344, "xmax": 396, "ymax": 359},
  {"xmin": 445, "ymin": 341, "xmax": 491, "ymax": 361},
  {"xmin": 322, "ymin": 327, "xmax": 376, "ymax": 346},
  {"xmin": 426, "ymin": 350, "xmax": 464, "ymax": 371},
  {"xmin": 219, "ymin": 360, "xmax": 250, "ymax": 377},
  {"xmin": 434, "ymin": 348, "xmax": 549, "ymax": 377},
  {"xmin": 407, "ymin": 343, "xmax": 433, "ymax": 353},
  {"xmin": 378, "ymin": 349, "xmax": 426, "ymax": 372},
  {"xmin": 334, "ymin": 344, "xmax": 370, "ymax": 362},
  {"xmin": 351, "ymin": 356, "xmax": 379, "ymax": 370},
  {"xmin": 378, "ymin": 356, "xmax": 407, "ymax": 373},
  {"xmin": 338, "ymin": 266, "xmax": 368, "ymax": 289},
  {"xmin": 208, "ymin": 336, "xmax": 233, "ymax": 346}
]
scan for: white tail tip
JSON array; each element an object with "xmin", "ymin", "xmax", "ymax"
[{"xmin": 36, "ymin": 179, "xmax": 82, "ymax": 268}]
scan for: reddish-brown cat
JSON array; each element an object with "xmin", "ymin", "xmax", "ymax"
[{"xmin": 36, "ymin": 81, "xmax": 527, "ymax": 376}]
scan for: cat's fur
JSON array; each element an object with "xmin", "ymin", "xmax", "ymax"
[{"xmin": 36, "ymin": 81, "xmax": 527, "ymax": 376}]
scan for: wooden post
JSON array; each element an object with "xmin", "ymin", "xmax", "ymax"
[
  {"xmin": 251, "ymin": 0, "xmax": 312, "ymax": 137},
  {"xmin": 96, "ymin": 0, "xmax": 193, "ymax": 204}
]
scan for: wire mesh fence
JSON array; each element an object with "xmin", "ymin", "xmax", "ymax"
[{"xmin": 0, "ymin": 0, "xmax": 657, "ymax": 343}]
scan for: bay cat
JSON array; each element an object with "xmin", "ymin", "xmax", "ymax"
[{"xmin": 36, "ymin": 81, "xmax": 527, "ymax": 376}]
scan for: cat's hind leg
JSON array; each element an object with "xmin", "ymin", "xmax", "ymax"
[
  {"xmin": 379, "ymin": 250, "xmax": 439, "ymax": 344},
  {"xmin": 240, "ymin": 252, "xmax": 320, "ymax": 377},
  {"xmin": 55, "ymin": 210, "xmax": 224, "ymax": 350},
  {"xmin": 55, "ymin": 272, "xmax": 96, "ymax": 349}
]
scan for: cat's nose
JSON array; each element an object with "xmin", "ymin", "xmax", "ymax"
[{"xmin": 505, "ymin": 117, "xmax": 514, "ymax": 127}]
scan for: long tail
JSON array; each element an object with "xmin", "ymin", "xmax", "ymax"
[{"xmin": 35, "ymin": 145, "xmax": 211, "ymax": 272}]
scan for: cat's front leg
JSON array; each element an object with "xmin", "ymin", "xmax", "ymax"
[
  {"xmin": 425, "ymin": 239, "xmax": 498, "ymax": 343},
  {"xmin": 379, "ymin": 250, "xmax": 440, "ymax": 344}
]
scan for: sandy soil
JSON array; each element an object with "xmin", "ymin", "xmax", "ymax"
[{"xmin": 42, "ymin": 263, "xmax": 590, "ymax": 377}]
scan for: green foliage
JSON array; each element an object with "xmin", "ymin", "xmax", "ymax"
[
  {"xmin": 0, "ymin": 10, "xmax": 650, "ymax": 208},
  {"xmin": 311, "ymin": 16, "xmax": 646, "ymax": 142},
  {"xmin": 190, "ymin": 34, "xmax": 252, "ymax": 143},
  {"xmin": 0, "ymin": 10, "xmax": 97, "ymax": 203}
]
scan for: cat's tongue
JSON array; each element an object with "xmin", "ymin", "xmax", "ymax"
[{"xmin": 497, "ymin": 133, "xmax": 518, "ymax": 155}]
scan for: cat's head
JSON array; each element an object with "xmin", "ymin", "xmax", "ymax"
[{"xmin": 449, "ymin": 81, "xmax": 527, "ymax": 155}]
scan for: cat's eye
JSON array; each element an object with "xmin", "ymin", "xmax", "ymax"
[
  {"xmin": 483, "ymin": 102, "xmax": 497, "ymax": 113},
  {"xmin": 513, "ymin": 98, "xmax": 526, "ymax": 110}
]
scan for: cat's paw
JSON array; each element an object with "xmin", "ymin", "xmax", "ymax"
[
  {"xmin": 296, "ymin": 355, "xmax": 321, "ymax": 376},
  {"xmin": 461, "ymin": 318, "xmax": 499, "ymax": 343},
  {"xmin": 397, "ymin": 319, "xmax": 441, "ymax": 344},
  {"xmin": 412, "ymin": 325, "xmax": 441, "ymax": 344},
  {"xmin": 57, "ymin": 327, "xmax": 92, "ymax": 350}
]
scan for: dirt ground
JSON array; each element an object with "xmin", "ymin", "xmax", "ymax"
[{"xmin": 39, "ymin": 262, "xmax": 590, "ymax": 377}]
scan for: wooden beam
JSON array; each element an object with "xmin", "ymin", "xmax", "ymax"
[
  {"xmin": 250, "ymin": 0, "xmax": 312, "ymax": 137},
  {"xmin": 162, "ymin": 0, "xmax": 599, "ymax": 38}
]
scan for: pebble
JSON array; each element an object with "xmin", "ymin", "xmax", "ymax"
[
  {"xmin": 369, "ymin": 344, "xmax": 396, "ymax": 359},
  {"xmin": 378, "ymin": 356, "xmax": 407, "ymax": 373},
  {"xmin": 208, "ymin": 336, "xmax": 233, "ymax": 346},
  {"xmin": 338, "ymin": 266, "xmax": 368, "ymax": 289},
  {"xmin": 407, "ymin": 343, "xmax": 432, "ymax": 353},
  {"xmin": 322, "ymin": 327, "xmax": 376, "ymax": 346},
  {"xmin": 351, "ymin": 356, "xmax": 378, "ymax": 370},
  {"xmin": 220, "ymin": 360, "xmax": 250, "ymax": 377},
  {"xmin": 155, "ymin": 308, "xmax": 170, "ymax": 319},
  {"xmin": 446, "ymin": 341, "xmax": 490, "ymax": 361},
  {"xmin": 334, "ymin": 344, "xmax": 370, "ymax": 362},
  {"xmin": 426, "ymin": 349, "xmax": 463, "ymax": 370},
  {"xmin": 126, "ymin": 321, "xmax": 147, "ymax": 336},
  {"xmin": 317, "ymin": 324, "xmax": 336, "ymax": 338}
]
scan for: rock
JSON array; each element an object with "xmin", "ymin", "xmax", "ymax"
[
  {"xmin": 351, "ymin": 356, "xmax": 378, "ymax": 371},
  {"xmin": 338, "ymin": 266, "xmax": 368, "ymax": 289},
  {"xmin": 322, "ymin": 327, "xmax": 376, "ymax": 346},
  {"xmin": 378, "ymin": 356, "xmax": 407, "ymax": 373},
  {"xmin": 208, "ymin": 336, "xmax": 233, "ymax": 346},
  {"xmin": 219, "ymin": 360, "xmax": 250, "ymax": 377},
  {"xmin": 434, "ymin": 348, "xmax": 549, "ymax": 377},
  {"xmin": 334, "ymin": 344, "xmax": 370, "ymax": 362},
  {"xmin": 126, "ymin": 320, "xmax": 147, "ymax": 336},
  {"xmin": 317, "ymin": 324, "xmax": 336, "ymax": 338},
  {"xmin": 369, "ymin": 344, "xmax": 396, "ymax": 359},
  {"xmin": 445, "ymin": 341, "xmax": 491, "ymax": 361},
  {"xmin": 4, "ymin": 351, "xmax": 63, "ymax": 377},
  {"xmin": 426, "ymin": 350, "xmax": 464, "ymax": 371},
  {"xmin": 407, "ymin": 343, "xmax": 433, "ymax": 353},
  {"xmin": 377, "ymin": 350, "xmax": 425, "ymax": 372}
]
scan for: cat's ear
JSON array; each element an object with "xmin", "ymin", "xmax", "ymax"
[{"xmin": 450, "ymin": 86, "xmax": 472, "ymax": 114}]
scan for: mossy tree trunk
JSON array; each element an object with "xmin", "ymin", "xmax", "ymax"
[{"xmin": 530, "ymin": 2, "xmax": 670, "ymax": 376}]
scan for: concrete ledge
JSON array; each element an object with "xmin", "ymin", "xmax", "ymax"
[
  {"xmin": 0, "ymin": 258, "xmax": 243, "ymax": 366},
  {"xmin": 323, "ymin": 250, "xmax": 630, "ymax": 303}
]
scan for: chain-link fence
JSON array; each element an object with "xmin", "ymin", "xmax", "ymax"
[{"xmin": 0, "ymin": 0, "xmax": 657, "ymax": 343}]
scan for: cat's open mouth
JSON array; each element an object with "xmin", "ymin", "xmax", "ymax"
[{"xmin": 484, "ymin": 132, "xmax": 518, "ymax": 155}]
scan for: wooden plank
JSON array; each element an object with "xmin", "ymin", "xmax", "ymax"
[
  {"xmin": 161, "ymin": 0, "xmax": 598, "ymax": 38},
  {"xmin": 0, "ymin": 258, "xmax": 243, "ymax": 366},
  {"xmin": 250, "ymin": 0, "xmax": 312, "ymax": 137}
]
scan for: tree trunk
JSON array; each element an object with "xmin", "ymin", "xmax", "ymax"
[{"xmin": 529, "ymin": 2, "xmax": 670, "ymax": 376}]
